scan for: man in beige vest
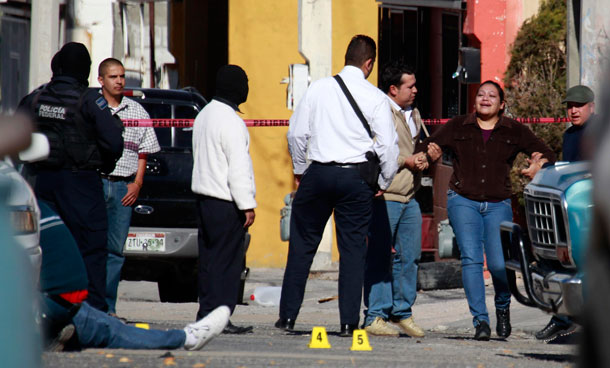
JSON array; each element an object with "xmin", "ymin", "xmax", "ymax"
[{"xmin": 363, "ymin": 61, "xmax": 441, "ymax": 336}]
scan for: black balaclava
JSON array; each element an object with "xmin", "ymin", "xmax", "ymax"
[
  {"xmin": 214, "ymin": 65, "xmax": 249, "ymax": 111},
  {"xmin": 50, "ymin": 52, "xmax": 61, "ymax": 77},
  {"xmin": 51, "ymin": 42, "xmax": 91, "ymax": 85}
]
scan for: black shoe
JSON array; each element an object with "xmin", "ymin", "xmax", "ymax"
[
  {"xmin": 474, "ymin": 321, "xmax": 491, "ymax": 341},
  {"xmin": 222, "ymin": 321, "xmax": 253, "ymax": 334},
  {"xmin": 339, "ymin": 324, "xmax": 358, "ymax": 337},
  {"xmin": 496, "ymin": 308, "xmax": 511, "ymax": 338},
  {"xmin": 535, "ymin": 318, "xmax": 575, "ymax": 341},
  {"xmin": 274, "ymin": 318, "xmax": 295, "ymax": 331}
]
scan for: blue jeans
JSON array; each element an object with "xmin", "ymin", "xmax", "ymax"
[
  {"xmin": 102, "ymin": 179, "xmax": 133, "ymax": 314},
  {"xmin": 364, "ymin": 199, "xmax": 422, "ymax": 326},
  {"xmin": 74, "ymin": 302, "xmax": 185, "ymax": 349},
  {"xmin": 446, "ymin": 190, "xmax": 512, "ymax": 326}
]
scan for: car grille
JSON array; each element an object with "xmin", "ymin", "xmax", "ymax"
[{"xmin": 524, "ymin": 191, "xmax": 568, "ymax": 253}]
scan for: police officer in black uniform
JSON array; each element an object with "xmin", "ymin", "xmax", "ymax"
[{"xmin": 18, "ymin": 42, "xmax": 124, "ymax": 312}]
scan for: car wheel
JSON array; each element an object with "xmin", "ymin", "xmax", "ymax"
[{"xmin": 157, "ymin": 273, "xmax": 198, "ymax": 303}]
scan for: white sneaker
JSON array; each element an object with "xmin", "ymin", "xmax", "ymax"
[{"xmin": 183, "ymin": 305, "xmax": 230, "ymax": 351}]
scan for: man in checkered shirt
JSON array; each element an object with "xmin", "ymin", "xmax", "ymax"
[{"xmin": 97, "ymin": 58, "xmax": 160, "ymax": 317}]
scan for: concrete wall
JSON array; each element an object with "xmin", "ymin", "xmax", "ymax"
[
  {"xmin": 28, "ymin": 0, "xmax": 60, "ymax": 91},
  {"xmin": 70, "ymin": 0, "xmax": 113, "ymax": 85},
  {"xmin": 228, "ymin": 0, "xmax": 378, "ymax": 268},
  {"xmin": 580, "ymin": 0, "xmax": 610, "ymax": 97}
]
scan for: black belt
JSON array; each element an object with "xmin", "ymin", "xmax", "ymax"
[
  {"xmin": 44, "ymin": 293, "xmax": 82, "ymax": 317},
  {"xmin": 312, "ymin": 161, "xmax": 360, "ymax": 169},
  {"xmin": 100, "ymin": 174, "xmax": 135, "ymax": 182}
]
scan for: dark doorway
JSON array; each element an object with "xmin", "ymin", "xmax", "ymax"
[
  {"xmin": 379, "ymin": 6, "xmax": 431, "ymax": 118},
  {"xmin": 441, "ymin": 12, "xmax": 461, "ymax": 118},
  {"xmin": 378, "ymin": 5, "xmax": 465, "ymax": 119},
  {"xmin": 170, "ymin": 0, "xmax": 228, "ymax": 100}
]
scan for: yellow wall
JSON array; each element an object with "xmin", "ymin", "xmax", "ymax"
[
  {"xmin": 332, "ymin": 1, "xmax": 380, "ymax": 85},
  {"xmin": 228, "ymin": 0, "xmax": 378, "ymax": 267}
]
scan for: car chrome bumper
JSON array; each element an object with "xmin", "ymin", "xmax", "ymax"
[
  {"xmin": 500, "ymin": 221, "xmax": 583, "ymax": 317},
  {"xmin": 27, "ymin": 245, "xmax": 42, "ymax": 284}
]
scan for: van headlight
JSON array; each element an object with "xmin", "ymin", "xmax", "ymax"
[{"xmin": 8, "ymin": 206, "xmax": 37, "ymax": 234}]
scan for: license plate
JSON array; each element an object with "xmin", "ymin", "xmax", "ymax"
[{"xmin": 124, "ymin": 232, "xmax": 166, "ymax": 252}]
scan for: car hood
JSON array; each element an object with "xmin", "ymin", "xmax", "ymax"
[{"xmin": 529, "ymin": 161, "xmax": 592, "ymax": 193}]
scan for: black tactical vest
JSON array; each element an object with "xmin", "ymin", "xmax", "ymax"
[{"xmin": 31, "ymin": 82, "xmax": 103, "ymax": 170}]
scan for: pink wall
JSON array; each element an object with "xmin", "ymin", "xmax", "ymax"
[
  {"xmin": 463, "ymin": 0, "xmax": 526, "ymax": 111},
  {"xmin": 463, "ymin": 0, "xmax": 508, "ymax": 86}
]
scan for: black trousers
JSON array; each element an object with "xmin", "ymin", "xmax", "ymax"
[
  {"xmin": 35, "ymin": 169, "xmax": 108, "ymax": 312},
  {"xmin": 280, "ymin": 163, "xmax": 374, "ymax": 325},
  {"xmin": 196, "ymin": 195, "xmax": 246, "ymax": 320}
]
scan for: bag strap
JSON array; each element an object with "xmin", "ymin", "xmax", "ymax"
[
  {"xmin": 333, "ymin": 75, "xmax": 373, "ymax": 139},
  {"xmin": 420, "ymin": 122, "xmax": 430, "ymax": 138}
]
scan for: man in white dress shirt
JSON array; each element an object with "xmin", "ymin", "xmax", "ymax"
[
  {"xmin": 276, "ymin": 35, "xmax": 399, "ymax": 336},
  {"xmin": 191, "ymin": 65, "xmax": 256, "ymax": 334}
]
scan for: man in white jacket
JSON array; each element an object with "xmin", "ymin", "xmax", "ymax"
[{"xmin": 191, "ymin": 65, "xmax": 256, "ymax": 334}]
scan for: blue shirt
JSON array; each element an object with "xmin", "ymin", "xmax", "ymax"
[{"xmin": 562, "ymin": 123, "xmax": 588, "ymax": 162}]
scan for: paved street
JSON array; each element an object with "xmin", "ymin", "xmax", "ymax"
[{"xmin": 43, "ymin": 268, "xmax": 579, "ymax": 367}]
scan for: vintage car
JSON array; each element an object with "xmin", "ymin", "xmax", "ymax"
[{"xmin": 500, "ymin": 161, "xmax": 592, "ymax": 320}]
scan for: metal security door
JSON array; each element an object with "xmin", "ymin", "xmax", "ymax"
[{"xmin": 0, "ymin": 14, "xmax": 30, "ymax": 113}]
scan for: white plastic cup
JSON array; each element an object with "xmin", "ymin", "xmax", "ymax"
[{"xmin": 250, "ymin": 286, "xmax": 282, "ymax": 307}]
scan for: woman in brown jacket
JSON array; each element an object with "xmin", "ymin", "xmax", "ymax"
[{"xmin": 420, "ymin": 80, "xmax": 556, "ymax": 341}]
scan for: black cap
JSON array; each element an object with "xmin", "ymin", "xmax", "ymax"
[
  {"xmin": 215, "ymin": 65, "xmax": 249, "ymax": 109},
  {"xmin": 51, "ymin": 42, "xmax": 91, "ymax": 85},
  {"xmin": 562, "ymin": 85, "xmax": 594, "ymax": 104}
]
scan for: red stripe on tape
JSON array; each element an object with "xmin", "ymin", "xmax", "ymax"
[
  {"xmin": 121, "ymin": 117, "xmax": 570, "ymax": 127},
  {"xmin": 244, "ymin": 120, "xmax": 289, "ymax": 127}
]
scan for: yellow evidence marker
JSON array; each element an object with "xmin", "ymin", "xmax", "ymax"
[
  {"xmin": 308, "ymin": 326, "xmax": 331, "ymax": 348},
  {"xmin": 350, "ymin": 329, "xmax": 372, "ymax": 351},
  {"xmin": 134, "ymin": 323, "xmax": 150, "ymax": 330}
]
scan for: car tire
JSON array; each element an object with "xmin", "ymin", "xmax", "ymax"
[{"xmin": 157, "ymin": 274, "xmax": 198, "ymax": 303}]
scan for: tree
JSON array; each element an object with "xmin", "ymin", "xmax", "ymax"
[{"xmin": 504, "ymin": 0, "xmax": 567, "ymax": 203}]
